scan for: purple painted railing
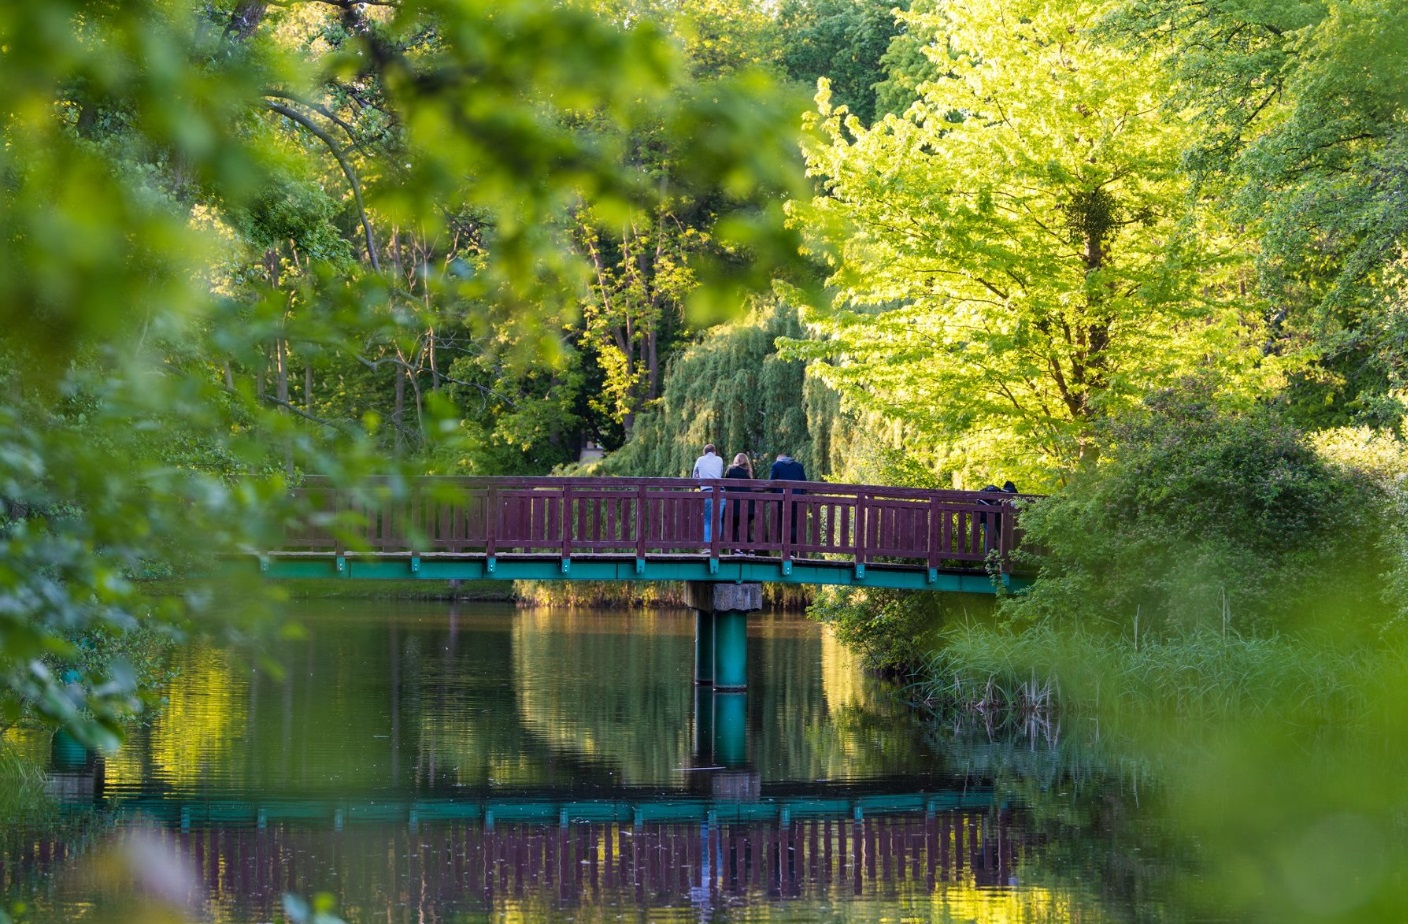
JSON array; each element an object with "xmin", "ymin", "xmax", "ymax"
[{"xmin": 283, "ymin": 477, "xmax": 1028, "ymax": 572}]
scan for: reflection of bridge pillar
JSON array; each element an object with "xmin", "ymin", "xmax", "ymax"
[
  {"xmin": 694, "ymin": 611, "xmax": 714, "ymax": 685},
  {"xmin": 48, "ymin": 728, "xmax": 104, "ymax": 805},
  {"xmin": 51, "ymin": 728, "xmax": 90, "ymax": 772},
  {"xmin": 686, "ymin": 583, "xmax": 762, "ymax": 692},
  {"xmin": 712, "ymin": 692, "xmax": 748, "ymax": 767},
  {"xmin": 692, "ymin": 686, "xmax": 715, "ymax": 760}
]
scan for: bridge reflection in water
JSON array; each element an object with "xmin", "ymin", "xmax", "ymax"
[
  {"xmin": 3, "ymin": 607, "xmax": 1060, "ymax": 921},
  {"xmin": 3, "ymin": 809, "xmax": 1024, "ymax": 919}
]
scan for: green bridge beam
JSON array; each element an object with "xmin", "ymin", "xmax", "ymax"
[
  {"xmin": 100, "ymin": 790, "xmax": 1002, "ymax": 830},
  {"xmin": 242, "ymin": 554, "xmax": 1029, "ymax": 594}
]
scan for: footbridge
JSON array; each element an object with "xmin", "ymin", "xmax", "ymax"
[
  {"xmin": 254, "ymin": 477, "xmax": 1028, "ymax": 592},
  {"xmin": 247, "ymin": 477, "xmax": 1031, "ymax": 692}
]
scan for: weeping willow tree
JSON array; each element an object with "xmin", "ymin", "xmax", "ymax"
[{"xmin": 593, "ymin": 298, "xmax": 843, "ymax": 477}]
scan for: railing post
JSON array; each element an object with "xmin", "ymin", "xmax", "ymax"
[
  {"xmin": 635, "ymin": 482, "xmax": 648, "ymax": 574},
  {"xmin": 332, "ymin": 486, "xmax": 345, "ymax": 559},
  {"xmin": 926, "ymin": 495, "xmax": 941, "ymax": 584},
  {"xmin": 853, "ymin": 489, "xmax": 867, "ymax": 580},
  {"xmin": 780, "ymin": 486, "xmax": 793, "ymax": 572},
  {"xmin": 485, "ymin": 483, "xmax": 498, "ymax": 574},
  {"xmin": 1000, "ymin": 496, "xmax": 1016, "ymax": 573},
  {"xmin": 560, "ymin": 482, "xmax": 573, "ymax": 574},
  {"xmin": 708, "ymin": 479, "xmax": 721, "ymax": 568}
]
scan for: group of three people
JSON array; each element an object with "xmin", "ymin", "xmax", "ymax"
[
  {"xmin": 689, "ymin": 444, "xmax": 805, "ymax": 483},
  {"xmin": 690, "ymin": 443, "xmax": 806, "ymax": 547}
]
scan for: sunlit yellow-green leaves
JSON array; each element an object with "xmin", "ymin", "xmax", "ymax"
[{"xmin": 792, "ymin": 0, "xmax": 1288, "ymax": 488}]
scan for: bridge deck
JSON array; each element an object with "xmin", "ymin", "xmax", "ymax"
[{"xmin": 261, "ymin": 477, "xmax": 1029, "ymax": 590}]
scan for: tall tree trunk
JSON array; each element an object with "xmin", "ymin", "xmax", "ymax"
[
  {"xmin": 225, "ymin": 2, "xmax": 268, "ymax": 42},
  {"xmin": 646, "ymin": 328, "xmax": 659, "ymax": 399},
  {"xmin": 393, "ymin": 361, "xmax": 406, "ymax": 457},
  {"xmin": 275, "ymin": 339, "xmax": 289, "ymax": 407}
]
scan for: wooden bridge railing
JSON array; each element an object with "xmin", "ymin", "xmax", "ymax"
[{"xmin": 282, "ymin": 477, "xmax": 1028, "ymax": 573}]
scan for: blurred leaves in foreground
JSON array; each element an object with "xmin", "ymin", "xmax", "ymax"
[{"xmin": 0, "ymin": 0, "xmax": 806, "ymax": 744}]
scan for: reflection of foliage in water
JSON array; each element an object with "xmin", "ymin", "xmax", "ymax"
[
  {"xmin": 924, "ymin": 716, "xmax": 1195, "ymax": 924},
  {"xmin": 119, "ymin": 647, "xmax": 240, "ymax": 791},
  {"xmin": 512, "ymin": 608, "xmax": 695, "ymax": 782},
  {"xmin": 511, "ymin": 610, "xmax": 944, "ymax": 783}
]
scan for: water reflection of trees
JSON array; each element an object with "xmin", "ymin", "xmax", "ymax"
[
  {"xmin": 512, "ymin": 609, "xmax": 695, "ymax": 783},
  {"xmin": 86, "ymin": 605, "xmax": 955, "ymax": 799},
  {"xmin": 925, "ymin": 719, "xmax": 1194, "ymax": 924},
  {"xmin": 512, "ymin": 610, "xmax": 942, "ymax": 783}
]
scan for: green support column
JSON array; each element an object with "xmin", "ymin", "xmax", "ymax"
[
  {"xmin": 686, "ymin": 582, "xmax": 761, "ymax": 692},
  {"xmin": 713, "ymin": 609, "xmax": 748, "ymax": 691},
  {"xmin": 694, "ymin": 610, "xmax": 714, "ymax": 685},
  {"xmin": 712, "ymin": 692, "xmax": 748, "ymax": 767}
]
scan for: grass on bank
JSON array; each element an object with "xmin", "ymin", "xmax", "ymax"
[
  {"xmin": 911, "ymin": 623, "xmax": 1377, "ymax": 726},
  {"xmin": 136, "ymin": 577, "xmax": 518, "ymax": 602}
]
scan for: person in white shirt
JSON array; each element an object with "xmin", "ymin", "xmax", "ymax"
[
  {"xmin": 692, "ymin": 443, "xmax": 724, "ymax": 546},
  {"xmin": 692, "ymin": 443, "xmax": 724, "ymax": 480}
]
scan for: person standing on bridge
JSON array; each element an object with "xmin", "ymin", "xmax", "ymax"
[
  {"xmin": 724, "ymin": 452, "xmax": 755, "ymax": 550},
  {"xmin": 979, "ymin": 481, "xmax": 1020, "ymax": 553},
  {"xmin": 692, "ymin": 443, "xmax": 725, "ymax": 547},
  {"xmin": 768, "ymin": 452, "xmax": 807, "ymax": 548}
]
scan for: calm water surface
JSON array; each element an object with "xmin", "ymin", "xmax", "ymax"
[{"xmin": 2, "ymin": 603, "xmax": 1186, "ymax": 922}]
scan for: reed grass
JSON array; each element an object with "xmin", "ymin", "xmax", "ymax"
[
  {"xmin": 911, "ymin": 623, "xmax": 1375, "ymax": 726},
  {"xmin": 0, "ymin": 746, "xmax": 56, "ymax": 828}
]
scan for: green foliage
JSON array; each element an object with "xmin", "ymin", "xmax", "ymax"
[
  {"xmin": 808, "ymin": 585, "xmax": 958, "ymax": 674},
  {"xmin": 0, "ymin": 0, "xmax": 808, "ymax": 745},
  {"xmin": 793, "ymin": 0, "xmax": 1282, "ymax": 486},
  {"xmin": 591, "ymin": 298, "xmax": 826, "ymax": 477},
  {"xmin": 1109, "ymin": 0, "xmax": 1408, "ymax": 427},
  {"xmin": 777, "ymin": 0, "xmax": 903, "ymax": 125},
  {"xmin": 871, "ymin": 0, "xmax": 940, "ymax": 118},
  {"xmin": 1007, "ymin": 385, "xmax": 1382, "ymax": 634},
  {"xmin": 1312, "ymin": 425, "xmax": 1408, "ymax": 624}
]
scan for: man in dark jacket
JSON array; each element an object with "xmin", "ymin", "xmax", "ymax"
[
  {"xmin": 769, "ymin": 453, "xmax": 807, "ymax": 547},
  {"xmin": 769, "ymin": 453, "xmax": 806, "ymax": 482}
]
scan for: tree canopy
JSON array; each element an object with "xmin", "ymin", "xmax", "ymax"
[{"xmin": 792, "ymin": 0, "xmax": 1284, "ymax": 487}]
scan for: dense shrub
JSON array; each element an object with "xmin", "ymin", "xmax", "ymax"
[{"xmin": 1006, "ymin": 387, "xmax": 1385, "ymax": 635}]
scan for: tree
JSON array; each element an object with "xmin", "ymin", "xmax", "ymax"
[
  {"xmin": 578, "ymin": 209, "xmax": 702, "ymax": 437},
  {"xmin": 777, "ymin": 0, "xmax": 904, "ymax": 125},
  {"xmin": 1109, "ymin": 0, "xmax": 1408, "ymax": 427},
  {"xmin": 792, "ymin": 0, "xmax": 1280, "ymax": 487},
  {"xmin": 595, "ymin": 299, "xmax": 824, "ymax": 478}
]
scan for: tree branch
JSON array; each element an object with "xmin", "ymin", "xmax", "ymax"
[{"xmin": 266, "ymin": 101, "xmax": 381, "ymax": 272}]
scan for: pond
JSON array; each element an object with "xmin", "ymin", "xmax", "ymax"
[{"xmin": 4, "ymin": 603, "xmax": 1196, "ymax": 922}]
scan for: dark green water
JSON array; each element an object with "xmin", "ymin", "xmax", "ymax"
[{"xmin": 3, "ymin": 603, "xmax": 1188, "ymax": 922}]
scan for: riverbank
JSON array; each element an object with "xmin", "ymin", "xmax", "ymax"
[{"xmin": 906, "ymin": 622, "xmax": 1380, "ymax": 725}]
